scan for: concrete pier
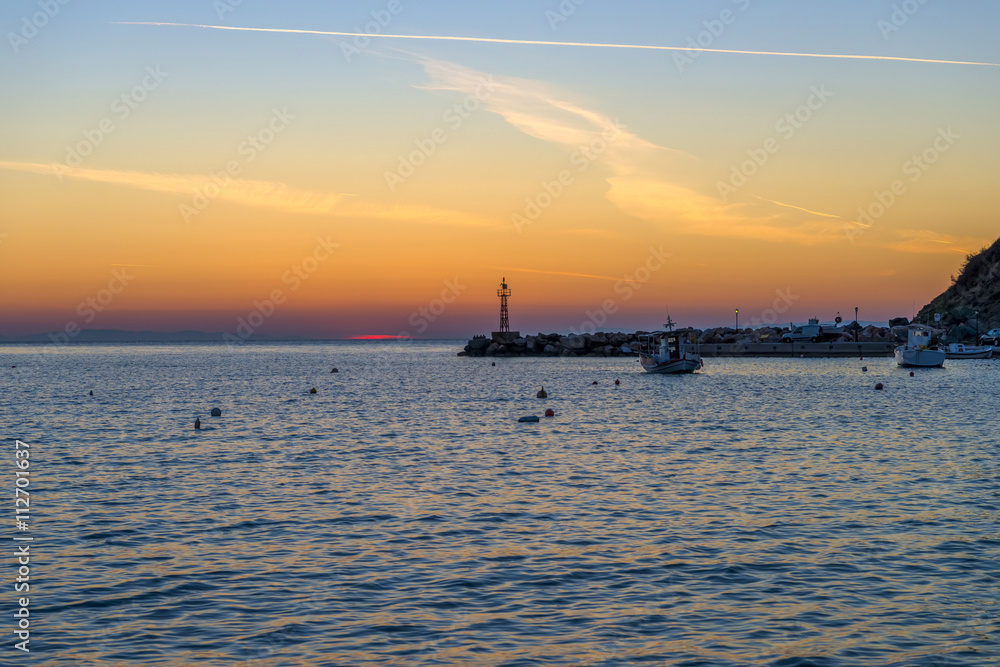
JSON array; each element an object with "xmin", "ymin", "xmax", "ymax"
[{"xmin": 696, "ymin": 342, "xmax": 894, "ymax": 357}]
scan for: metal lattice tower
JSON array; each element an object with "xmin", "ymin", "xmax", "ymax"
[{"xmin": 497, "ymin": 277, "xmax": 511, "ymax": 333}]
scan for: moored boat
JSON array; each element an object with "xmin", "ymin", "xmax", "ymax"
[
  {"xmin": 895, "ymin": 326, "xmax": 945, "ymax": 368},
  {"xmin": 638, "ymin": 329, "xmax": 703, "ymax": 374},
  {"xmin": 943, "ymin": 343, "xmax": 993, "ymax": 359}
]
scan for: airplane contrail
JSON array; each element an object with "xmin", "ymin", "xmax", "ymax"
[
  {"xmin": 504, "ymin": 267, "xmax": 637, "ymax": 283},
  {"xmin": 114, "ymin": 21, "xmax": 1000, "ymax": 68},
  {"xmin": 751, "ymin": 195, "xmax": 843, "ymax": 219}
]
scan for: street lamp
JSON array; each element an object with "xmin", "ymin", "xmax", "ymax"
[
  {"xmin": 855, "ymin": 306, "xmax": 859, "ymax": 342},
  {"xmin": 975, "ymin": 310, "xmax": 979, "ymax": 341},
  {"xmin": 735, "ymin": 308, "xmax": 739, "ymax": 332}
]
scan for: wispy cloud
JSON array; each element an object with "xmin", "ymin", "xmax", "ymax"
[
  {"xmin": 888, "ymin": 230, "xmax": 988, "ymax": 255},
  {"xmin": 115, "ymin": 22, "xmax": 1000, "ymax": 68},
  {"xmin": 0, "ymin": 160, "xmax": 346, "ymax": 216},
  {"xmin": 416, "ymin": 56, "xmax": 848, "ymax": 245},
  {"xmin": 0, "ymin": 160, "xmax": 494, "ymax": 227}
]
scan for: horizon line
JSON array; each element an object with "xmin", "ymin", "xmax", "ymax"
[{"xmin": 113, "ymin": 22, "xmax": 1000, "ymax": 68}]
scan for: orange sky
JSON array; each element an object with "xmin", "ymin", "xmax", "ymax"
[{"xmin": 2, "ymin": 3, "xmax": 998, "ymax": 337}]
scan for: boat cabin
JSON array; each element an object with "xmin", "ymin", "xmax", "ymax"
[
  {"xmin": 639, "ymin": 329, "xmax": 697, "ymax": 360},
  {"xmin": 906, "ymin": 327, "xmax": 933, "ymax": 349}
]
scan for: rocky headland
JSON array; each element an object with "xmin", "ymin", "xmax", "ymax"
[{"xmin": 916, "ymin": 235, "xmax": 1000, "ymax": 340}]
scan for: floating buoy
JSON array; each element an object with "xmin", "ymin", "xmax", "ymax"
[
  {"xmin": 519, "ymin": 415, "xmax": 540, "ymax": 423},
  {"xmin": 536, "ymin": 386, "xmax": 547, "ymax": 399},
  {"xmin": 11, "ymin": 365, "xmax": 15, "ymax": 368},
  {"xmin": 194, "ymin": 418, "xmax": 201, "ymax": 429},
  {"xmin": 544, "ymin": 408, "xmax": 555, "ymax": 417},
  {"xmin": 910, "ymin": 371, "xmax": 914, "ymax": 377},
  {"xmin": 492, "ymin": 362, "xmax": 496, "ymax": 366},
  {"xmin": 89, "ymin": 390, "xmax": 94, "ymax": 395},
  {"xmin": 875, "ymin": 383, "xmax": 884, "ymax": 390},
  {"xmin": 310, "ymin": 387, "xmax": 317, "ymax": 394},
  {"xmin": 592, "ymin": 381, "xmax": 598, "ymax": 385},
  {"xmin": 210, "ymin": 407, "xmax": 222, "ymax": 417},
  {"xmin": 331, "ymin": 368, "xmax": 339, "ymax": 373},
  {"xmin": 614, "ymin": 379, "xmax": 620, "ymax": 385},
  {"xmin": 861, "ymin": 367, "xmax": 868, "ymax": 372}
]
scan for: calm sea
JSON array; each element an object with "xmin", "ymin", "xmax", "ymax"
[{"xmin": 1, "ymin": 341, "xmax": 997, "ymax": 666}]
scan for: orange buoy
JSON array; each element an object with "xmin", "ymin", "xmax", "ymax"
[
  {"xmin": 544, "ymin": 408, "xmax": 555, "ymax": 417},
  {"xmin": 875, "ymin": 383, "xmax": 884, "ymax": 390},
  {"xmin": 614, "ymin": 379, "xmax": 620, "ymax": 385}
]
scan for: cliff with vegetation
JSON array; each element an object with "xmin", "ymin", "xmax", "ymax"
[{"xmin": 916, "ymin": 236, "xmax": 1000, "ymax": 335}]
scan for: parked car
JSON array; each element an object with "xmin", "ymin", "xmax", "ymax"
[
  {"xmin": 781, "ymin": 318, "xmax": 846, "ymax": 343},
  {"xmin": 980, "ymin": 328, "xmax": 1000, "ymax": 346}
]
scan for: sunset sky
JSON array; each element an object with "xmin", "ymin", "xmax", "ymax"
[{"xmin": 2, "ymin": 0, "xmax": 998, "ymax": 338}]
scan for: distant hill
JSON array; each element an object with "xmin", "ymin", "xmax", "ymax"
[
  {"xmin": 916, "ymin": 236, "xmax": 1000, "ymax": 331},
  {"xmin": 0, "ymin": 329, "xmax": 310, "ymax": 344}
]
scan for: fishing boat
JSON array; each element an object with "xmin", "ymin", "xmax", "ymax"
[
  {"xmin": 894, "ymin": 326, "xmax": 945, "ymax": 368},
  {"xmin": 638, "ymin": 328, "xmax": 703, "ymax": 374},
  {"xmin": 942, "ymin": 343, "xmax": 993, "ymax": 360}
]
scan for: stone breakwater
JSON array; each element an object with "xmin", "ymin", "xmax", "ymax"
[
  {"xmin": 459, "ymin": 325, "xmax": 900, "ymax": 358},
  {"xmin": 460, "ymin": 332, "xmax": 643, "ymax": 358}
]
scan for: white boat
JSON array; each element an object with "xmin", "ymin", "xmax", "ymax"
[
  {"xmin": 894, "ymin": 326, "xmax": 945, "ymax": 368},
  {"xmin": 943, "ymin": 343, "xmax": 993, "ymax": 360},
  {"xmin": 638, "ymin": 329, "xmax": 703, "ymax": 374}
]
